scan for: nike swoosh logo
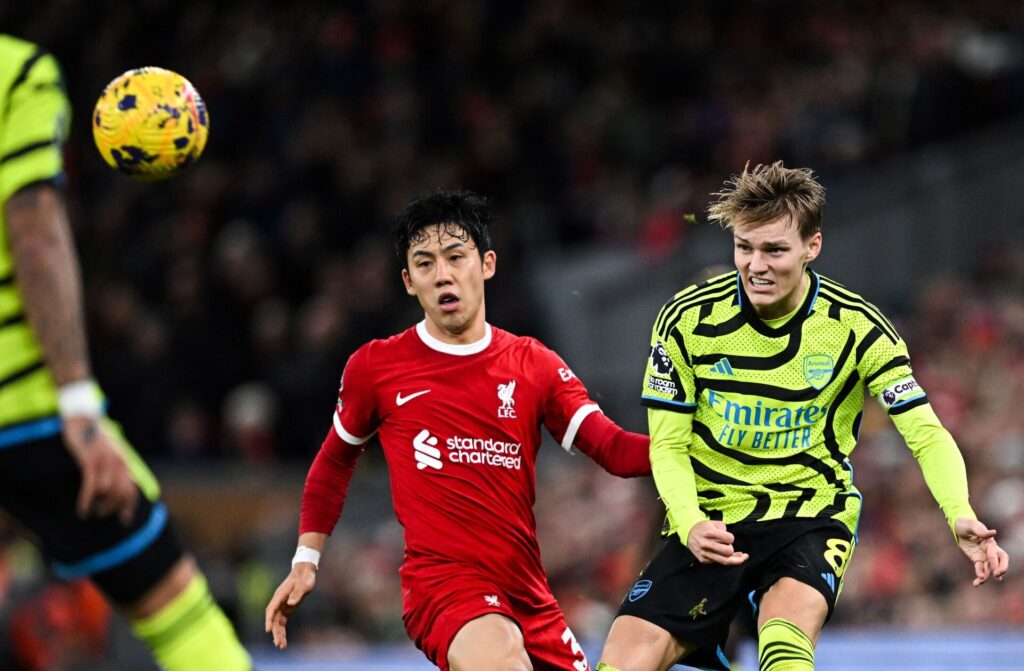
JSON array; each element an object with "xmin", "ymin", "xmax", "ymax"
[{"xmin": 396, "ymin": 390, "xmax": 431, "ymax": 406}]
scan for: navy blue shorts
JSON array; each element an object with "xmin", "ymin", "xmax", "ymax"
[
  {"xmin": 617, "ymin": 517, "xmax": 855, "ymax": 670},
  {"xmin": 0, "ymin": 432, "xmax": 183, "ymax": 605}
]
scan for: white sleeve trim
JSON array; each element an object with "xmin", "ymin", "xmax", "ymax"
[
  {"xmin": 333, "ymin": 411, "xmax": 372, "ymax": 445},
  {"xmin": 561, "ymin": 403, "xmax": 601, "ymax": 453}
]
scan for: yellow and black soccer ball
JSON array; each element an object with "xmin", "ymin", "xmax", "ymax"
[{"xmin": 92, "ymin": 67, "xmax": 209, "ymax": 180}]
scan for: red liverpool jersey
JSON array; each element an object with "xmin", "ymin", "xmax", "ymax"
[{"xmin": 334, "ymin": 321, "xmax": 600, "ymax": 596}]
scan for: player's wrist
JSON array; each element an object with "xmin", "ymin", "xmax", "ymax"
[
  {"xmin": 292, "ymin": 545, "xmax": 321, "ymax": 571},
  {"xmin": 58, "ymin": 379, "xmax": 102, "ymax": 420}
]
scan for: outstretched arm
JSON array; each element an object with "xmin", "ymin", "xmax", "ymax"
[
  {"xmin": 572, "ymin": 410, "xmax": 651, "ymax": 477},
  {"xmin": 891, "ymin": 403, "xmax": 1008, "ymax": 584}
]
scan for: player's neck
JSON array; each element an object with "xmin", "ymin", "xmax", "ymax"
[{"xmin": 420, "ymin": 317, "xmax": 490, "ymax": 348}]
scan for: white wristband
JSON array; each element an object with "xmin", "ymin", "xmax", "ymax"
[
  {"xmin": 292, "ymin": 545, "xmax": 321, "ymax": 570},
  {"xmin": 57, "ymin": 379, "xmax": 102, "ymax": 420}
]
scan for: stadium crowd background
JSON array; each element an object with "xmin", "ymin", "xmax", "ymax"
[{"xmin": 1, "ymin": 1, "xmax": 1023, "ymax": 668}]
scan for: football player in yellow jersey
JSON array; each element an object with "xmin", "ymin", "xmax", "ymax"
[
  {"xmin": 596, "ymin": 162, "xmax": 1008, "ymax": 671},
  {"xmin": 0, "ymin": 35, "xmax": 249, "ymax": 670}
]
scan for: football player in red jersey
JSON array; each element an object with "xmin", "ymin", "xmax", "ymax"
[{"xmin": 266, "ymin": 188, "xmax": 651, "ymax": 670}]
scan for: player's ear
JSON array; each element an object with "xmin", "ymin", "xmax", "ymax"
[
  {"xmin": 482, "ymin": 250, "xmax": 496, "ymax": 280},
  {"xmin": 401, "ymin": 268, "xmax": 416, "ymax": 295},
  {"xmin": 804, "ymin": 232, "xmax": 822, "ymax": 264}
]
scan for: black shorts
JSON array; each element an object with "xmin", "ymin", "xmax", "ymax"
[
  {"xmin": 617, "ymin": 517, "xmax": 855, "ymax": 671},
  {"xmin": 0, "ymin": 431, "xmax": 184, "ymax": 605}
]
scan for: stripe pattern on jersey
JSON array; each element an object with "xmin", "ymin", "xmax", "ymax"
[
  {"xmin": 642, "ymin": 270, "xmax": 919, "ymax": 536},
  {"xmin": 0, "ymin": 35, "xmax": 73, "ymax": 435}
]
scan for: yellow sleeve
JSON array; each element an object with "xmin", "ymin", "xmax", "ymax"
[
  {"xmin": 649, "ymin": 407, "xmax": 707, "ymax": 544},
  {"xmin": 0, "ymin": 46, "xmax": 70, "ymax": 204},
  {"xmin": 890, "ymin": 402, "xmax": 976, "ymax": 536}
]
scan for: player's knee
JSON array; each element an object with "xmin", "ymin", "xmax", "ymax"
[
  {"xmin": 758, "ymin": 617, "xmax": 814, "ymax": 670},
  {"xmin": 600, "ymin": 615, "xmax": 681, "ymax": 670},
  {"xmin": 450, "ymin": 650, "xmax": 532, "ymax": 671},
  {"xmin": 125, "ymin": 555, "xmax": 196, "ymax": 619},
  {"xmin": 448, "ymin": 614, "xmax": 532, "ymax": 671}
]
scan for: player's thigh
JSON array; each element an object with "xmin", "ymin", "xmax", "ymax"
[
  {"xmin": 752, "ymin": 518, "xmax": 856, "ymax": 642},
  {"xmin": 402, "ymin": 566, "xmax": 524, "ymax": 670},
  {"xmin": 600, "ymin": 614, "xmax": 691, "ymax": 671},
  {"xmin": 0, "ymin": 433, "xmax": 183, "ymax": 606},
  {"xmin": 517, "ymin": 601, "xmax": 590, "ymax": 671},
  {"xmin": 448, "ymin": 613, "xmax": 532, "ymax": 671},
  {"xmin": 756, "ymin": 577, "xmax": 828, "ymax": 644},
  {"xmin": 610, "ymin": 536, "xmax": 744, "ymax": 671}
]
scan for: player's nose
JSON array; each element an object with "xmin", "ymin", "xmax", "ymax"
[
  {"xmin": 750, "ymin": 251, "xmax": 770, "ymax": 272},
  {"xmin": 433, "ymin": 260, "xmax": 453, "ymax": 284}
]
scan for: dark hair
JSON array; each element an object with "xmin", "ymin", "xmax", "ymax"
[{"xmin": 391, "ymin": 188, "xmax": 494, "ymax": 268}]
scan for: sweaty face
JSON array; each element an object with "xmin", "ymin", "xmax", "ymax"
[
  {"xmin": 733, "ymin": 215, "xmax": 821, "ymax": 320},
  {"xmin": 402, "ymin": 224, "xmax": 496, "ymax": 344}
]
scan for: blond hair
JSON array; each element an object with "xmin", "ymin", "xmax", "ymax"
[{"xmin": 707, "ymin": 161, "xmax": 825, "ymax": 239}]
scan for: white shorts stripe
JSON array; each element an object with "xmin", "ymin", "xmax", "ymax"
[
  {"xmin": 333, "ymin": 412, "xmax": 372, "ymax": 445},
  {"xmin": 561, "ymin": 403, "xmax": 601, "ymax": 453}
]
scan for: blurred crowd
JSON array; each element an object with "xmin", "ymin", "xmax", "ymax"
[
  {"xmin": 3, "ymin": 0, "xmax": 1022, "ymax": 461},
  {"xmin": 0, "ymin": 0, "xmax": 1022, "ymax": 666}
]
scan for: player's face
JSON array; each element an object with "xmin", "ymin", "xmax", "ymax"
[
  {"xmin": 733, "ymin": 215, "xmax": 821, "ymax": 320},
  {"xmin": 402, "ymin": 224, "xmax": 496, "ymax": 344}
]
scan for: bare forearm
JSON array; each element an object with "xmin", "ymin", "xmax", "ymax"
[
  {"xmin": 298, "ymin": 532, "xmax": 328, "ymax": 553},
  {"xmin": 4, "ymin": 186, "xmax": 90, "ymax": 385}
]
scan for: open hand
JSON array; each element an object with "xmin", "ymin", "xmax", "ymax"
[
  {"xmin": 265, "ymin": 564, "xmax": 318, "ymax": 649},
  {"xmin": 955, "ymin": 517, "xmax": 1009, "ymax": 587}
]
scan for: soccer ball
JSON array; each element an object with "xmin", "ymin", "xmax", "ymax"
[{"xmin": 92, "ymin": 67, "xmax": 209, "ymax": 181}]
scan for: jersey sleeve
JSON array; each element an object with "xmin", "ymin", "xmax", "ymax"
[
  {"xmin": 857, "ymin": 314, "xmax": 974, "ymax": 535},
  {"xmin": 640, "ymin": 302, "xmax": 696, "ymax": 414},
  {"xmin": 536, "ymin": 344, "xmax": 600, "ymax": 454},
  {"xmin": 0, "ymin": 47, "xmax": 70, "ymax": 204},
  {"xmin": 889, "ymin": 403, "xmax": 975, "ymax": 535},
  {"xmin": 856, "ymin": 319, "xmax": 926, "ymax": 416},
  {"xmin": 333, "ymin": 345, "xmax": 379, "ymax": 445}
]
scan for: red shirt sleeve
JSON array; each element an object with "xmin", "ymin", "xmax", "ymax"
[
  {"xmin": 572, "ymin": 411, "xmax": 651, "ymax": 477},
  {"xmin": 536, "ymin": 344, "xmax": 597, "ymax": 448},
  {"xmin": 535, "ymin": 341, "xmax": 651, "ymax": 477},
  {"xmin": 298, "ymin": 347, "xmax": 378, "ymax": 534},
  {"xmin": 299, "ymin": 426, "xmax": 365, "ymax": 534}
]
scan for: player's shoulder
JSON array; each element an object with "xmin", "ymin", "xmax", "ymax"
[
  {"xmin": 814, "ymin": 273, "xmax": 901, "ymax": 340},
  {"xmin": 654, "ymin": 270, "xmax": 738, "ymax": 335},
  {"xmin": 0, "ymin": 35, "xmax": 54, "ymax": 86},
  {"xmin": 0, "ymin": 34, "xmax": 37, "ymax": 62},
  {"xmin": 492, "ymin": 327, "xmax": 556, "ymax": 359},
  {"xmin": 349, "ymin": 325, "xmax": 418, "ymax": 365}
]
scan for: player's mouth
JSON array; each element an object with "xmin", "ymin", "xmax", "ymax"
[
  {"xmin": 438, "ymin": 292, "xmax": 460, "ymax": 313},
  {"xmin": 747, "ymin": 276, "xmax": 774, "ymax": 293}
]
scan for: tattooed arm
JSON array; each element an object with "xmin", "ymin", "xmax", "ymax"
[{"xmin": 4, "ymin": 184, "xmax": 138, "ymax": 523}]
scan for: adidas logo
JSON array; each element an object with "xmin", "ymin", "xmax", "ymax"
[
  {"xmin": 821, "ymin": 571, "xmax": 836, "ymax": 593},
  {"xmin": 711, "ymin": 358, "xmax": 735, "ymax": 376},
  {"xmin": 413, "ymin": 429, "xmax": 443, "ymax": 470}
]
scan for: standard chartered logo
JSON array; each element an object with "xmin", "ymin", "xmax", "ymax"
[
  {"xmin": 447, "ymin": 436, "xmax": 522, "ymax": 470},
  {"xmin": 413, "ymin": 430, "xmax": 443, "ymax": 470},
  {"xmin": 412, "ymin": 430, "xmax": 523, "ymax": 471}
]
